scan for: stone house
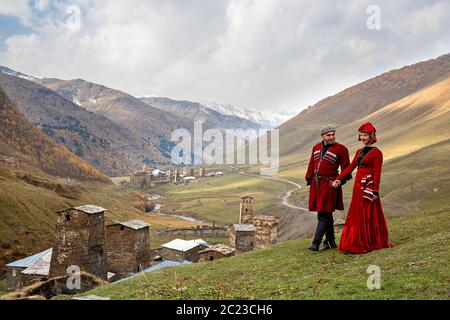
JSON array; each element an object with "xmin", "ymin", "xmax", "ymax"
[
  {"xmin": 229, "ymin": 224, "xmax": 255, "ymax": 253},
  {"xmin": 49, "ymin": 205, "xmax": 107, "ymax": 280},
  {"xmin": 160, "ymin": 239, "xmax": 209, "ymax": 262},
  {"xmin": 199, "ymin": 244, "xmax": 236, "ymax": 262},
  {"xmin": 106, "ymin": 220, "xmax": 150, "ymax": 278},
  {"xmin": 5, "ymin": 248, "xmax": 52, "ymax": 291}
]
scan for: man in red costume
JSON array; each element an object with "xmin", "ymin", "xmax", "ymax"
[{"xmin": 305, "ymin": 124, "xmax": 351, "ymax": 251}]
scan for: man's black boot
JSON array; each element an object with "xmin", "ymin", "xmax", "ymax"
[
  {"xmin": 308, "ymin": 241, "xmax": 320, "ymax": 251},
  {"xmin": 308, "ymin": 212, "xmax": 327, "ymax": 251},
  {"xmin": 319, "ymin": 240, "xmax": 337, "ymax": 251},
  {"xmin": 320, "ymin": 213, "xmax": 336, "ymax": 251}
]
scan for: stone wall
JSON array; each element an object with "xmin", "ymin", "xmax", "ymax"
[
  {"xmin": 5, "ymin": 267, "xmax": 26, "ymax": 291},
  {"xmin": 157, "ymin": 226, "xmax": 227, "ymax": 238},
  {"xmin": 253, "ymin": 215, "xmax": 279, "ymax": 249},
  {"xmin": 5, "ymin": 268, "xmax": 45, "ymax": 291},
  {"xmin": 161, "ymin": 246, "xmax": 204, "ymax": 262},
  {"xmin": 229, "ymin": 229, "xmax": 254, "ymax": 254},
  {"xmin": 199, "ymin": 251, "xmax": 227, "ymax": 262}
]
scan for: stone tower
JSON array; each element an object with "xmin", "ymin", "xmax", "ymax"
[
  {"xmin": 199, "ymin": 167, "xmax": 205, "ymax": 177},
  {"xmin": 174, "ymin": 169, "xmax": 180, "ymax": 184},
  {"xmin": 253, "ymin": 215, "xmax": 279, "ymax": 249},
  {"xmin": 106, "ymin": 220, "xmax": 150, "ymax": 277},
  {"xmin": 49, "ymin": 205, "xmax": 107, "ymax": 279},
  {"xmin": 144, "ymin": 172, "xmax": 152, "ymax": 188},
  {"xmin": 239, "ymin": 196, "xmax": 254, "ymax": 224},
  {"xmin": 229, "ymin": 224, "xmax": 255, "ymax": 253}
]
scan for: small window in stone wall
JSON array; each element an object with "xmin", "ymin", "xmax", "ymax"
[
  {"xmin": 209, "ymin": 256, "xmax": 214, "ymax": 261},
  {"xmin": 120, "ymin": 226, "xmax": 125, "ymax": 231},
  {"xmin": 66, "ymin": 214, "xmax": 71, "ymax": 221}
]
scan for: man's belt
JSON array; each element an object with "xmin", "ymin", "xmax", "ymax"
[{"xmin": 315, "ymin": 175, "xmax": 337, "ymax": 179}]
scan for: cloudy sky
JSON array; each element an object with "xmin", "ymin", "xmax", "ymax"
[{"xmin": 0, "ymin": 0, "xmax": 449, "ymax": 113}]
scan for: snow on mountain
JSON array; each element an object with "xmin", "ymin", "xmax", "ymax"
[
  {"xmin": 201, "ymin": 100, "xmax": 296, "ymax": 128},
  {"xmin": 0, "ymin": 66, "xmax": 43, "ymax": 82}
]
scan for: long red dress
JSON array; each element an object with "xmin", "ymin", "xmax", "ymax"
[{"xmin": 337, "ymin": 147, "xmax": 395, "ymax": 254}]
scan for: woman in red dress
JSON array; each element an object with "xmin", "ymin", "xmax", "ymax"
[{"xmin": 332, "ymin": 122, "xmax": 395, "ymax": 254}]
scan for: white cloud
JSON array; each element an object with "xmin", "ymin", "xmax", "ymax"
[
  {"xmin": 0, "ymin": 0, "xmax": 32, "ymax": 25},
  {"xmin": 0, "ymin": 0, "xmax": 449, "ymax": 112},
  {"xmin": 34, "ymin": 0, "xmax": 50, "ymax": 12}
]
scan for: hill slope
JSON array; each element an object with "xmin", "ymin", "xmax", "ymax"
[
  {"xmin": 35, "ymin": 78, "xmax": 196, "ymax": 161},
  {"xmin": 0, "ymin": 73, "xmax": 156, "ymax": 176},
  {"xmin": 0, "ymin": 86, "xmax": 109, "ymax": 182},
  {"xmin": 280, "ymin": 74, "xmax": 450, "ymax": 169},
  {"xmin": 74, "ymin": 208, "xmax": 449, "ymax": 299},
  {"xmin": 279, "ymin": 53, "xmax": 450, "ymax": 157}
]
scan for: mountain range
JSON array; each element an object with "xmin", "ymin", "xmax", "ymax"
[
  {"xmin": 140, "ymin": 96, "xmax": 261, "ymax": 130},
  {"xmin": 202, "ymin": 100, "xmax": 295, "ymax": 128},
  {"xmin": 1, "ymin": 66, "xmax": 291, "ymax": 176}
]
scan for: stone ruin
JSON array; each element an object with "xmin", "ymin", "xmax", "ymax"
[{"xmin": 229, "ymin": 197, "xmax": 279, "ymax": 253}]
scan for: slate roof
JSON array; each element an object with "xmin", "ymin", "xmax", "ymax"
[
  {"xmin": 58, "ymin": 205, "xmax": 107, "ymax": 214},
  {"xmin": 161, "ymin": 239, "xmax": 209, "ymax": 252},
  {"xmin": 6, "ymin": 248, "xmax": 53, "ymax": 268},
  {"xmin": 109, "ymin": 220, "xmax": 150, "ymax": 230},
  {"xmin": 199, "ymin": 244, "xmax": 236, "ymax": 255},
  {"xmin": 231, "ymin": 224, "xmax": 255, "ymax": 232}
]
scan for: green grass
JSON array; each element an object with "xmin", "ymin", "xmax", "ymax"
[
  {"xmin": 74, "ymin": 208, "xmax": 449, "ymax": 300},
  {"xmin": 0, "ymin": 279, "xmax": 6, "ymax": 297},
  {"xmin": 152, "ymin": 173, "xmax": 289, "ymax": 225}
]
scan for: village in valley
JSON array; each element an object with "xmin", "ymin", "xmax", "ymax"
[{"xmin": 3, "ymin": 165, "xmax": 280, "ymax": 299}]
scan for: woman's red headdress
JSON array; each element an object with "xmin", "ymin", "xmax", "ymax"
[{"xmin": 358, "ymin": 122, "xmax": 377, "ymax": 144}]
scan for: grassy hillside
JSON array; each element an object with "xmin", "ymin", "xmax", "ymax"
[
  {"xmin": 0, "ymin": 86, "xmax": 110, "ymax": 182},
  {"xmin": 152, "ymin": 173, "xmax": 290, "ymax": 226},
  {"xmin": 278, "ymin": 53, "xmax": 450, "ymax": 158},
  {"xmin": 72, "ymin": 208, "xmax": 449, "ymax": 300}
]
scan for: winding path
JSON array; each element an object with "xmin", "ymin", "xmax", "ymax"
[{"xmin": 238, "ymin": 171, "xmax": 308, "ymax": 212}]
